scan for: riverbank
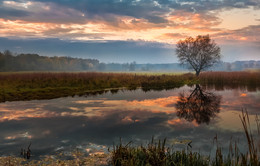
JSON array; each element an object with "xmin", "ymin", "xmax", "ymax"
[
  {"xmin": 0, "ymin": 71, "xmax": 260, "ymax": 102},
  {"xmin": 0, "ymin": 72, "xmax": 196, "ymax": 102}
]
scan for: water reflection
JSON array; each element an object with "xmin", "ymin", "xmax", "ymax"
[
  {"xmin": 175, "ymin": 84, "xmax": 221, "ymax": 124},
  {"xmin": 0, "ymin": 86, "xmax": 259, "ymax": 158}
]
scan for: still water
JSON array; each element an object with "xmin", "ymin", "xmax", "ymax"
[{"xmin": 0, "ymin": 85, "xmax": 259, "ymax": 158}]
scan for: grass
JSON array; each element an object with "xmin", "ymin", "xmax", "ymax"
[
  {"xmin": 1, "ymin": 71, "xmax": 260, "ymax": 102},
  {"xmin": 110, "ymin": 110, "xmax": 260, "ymax": 166},
  {"xmin": 0, "ymin": 72, "xmax": 196, "ymax": 102},
  {"xmin": 199, "ymin": 71, "xmax": 260, "ymax": 90},
  {"xmin": 110, "ymin": 138, "xmax": 209, "ymax": 166}
]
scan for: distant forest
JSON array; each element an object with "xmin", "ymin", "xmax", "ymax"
[{"xmin": 0, "ymin": 50, "xmax": 260, "ymax": 72}]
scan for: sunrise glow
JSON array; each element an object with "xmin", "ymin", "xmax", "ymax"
[{"xmin": 0, "ymin": 0, "xmax": 259, "ymax": 62}]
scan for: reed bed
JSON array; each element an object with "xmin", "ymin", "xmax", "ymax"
[{"xmin": 199, "ymin": 71, "xmax": 260, "ymax": 90}]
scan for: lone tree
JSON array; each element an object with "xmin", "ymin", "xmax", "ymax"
[{"xmin": 176, "ymin": 35, "xmax": 221, "ymax": 76}]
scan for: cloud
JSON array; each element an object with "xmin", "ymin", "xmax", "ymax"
[
  {"xmin": 168, "ymin": 10, "xmax": 222, "ymax": 31},
  {"xmin": 0, "ymin": 0, "xmax": 259, "ymax": 60},
  {"xmin": 158, "ymin": 33, "xmax": 188, "ymax": 40},
  {"xmin": 0, "ymin": 5, "xmax": 30, "ymax": 18},
  {"xmin": 213, "ymin": 24, "xmax": 260, "ymax": 43},
  {"xmin": 30, "ymin": 0, "xmax": 260, "ymax": 16},
  {"xmin": 2, "ymin": 0, "xmax": 258, "ymax": 27},
  {"xmin": 33, "ymin": 0, "xmax": 170, "ymax": 23},
  {"xmin": 1, "ymin": 1, "xmax": 87, "ymax": 24},
  {"xmin": 0, "ymin": 37, "xmax": 177, "ymax": 63}
]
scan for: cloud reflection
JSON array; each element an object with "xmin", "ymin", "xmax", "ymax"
[{"xmin": 0, "ymin": 87, "xmax": 259, "ymax": 157}]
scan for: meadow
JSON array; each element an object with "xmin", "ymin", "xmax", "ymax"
[{"xmin": 1, "ymin": 71, "xmax": 260, "ymax": 102}]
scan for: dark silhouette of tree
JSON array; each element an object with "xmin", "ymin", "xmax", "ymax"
[
  {"xmin": 175, "ymin": 84, "xmax": 221, "ymax": 124},
  {"xmin": 176, "ymin": 35, "xmax": 221, "ymax": 76}
]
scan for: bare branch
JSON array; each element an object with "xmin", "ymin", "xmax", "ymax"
[{"xmin": 176, "ymin": 35, "xmax": 221, "ymax": 76}]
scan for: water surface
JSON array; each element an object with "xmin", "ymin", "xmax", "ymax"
[{"xmin": 0, "ymin": 85, "xmax": 259, "ymax": 158}]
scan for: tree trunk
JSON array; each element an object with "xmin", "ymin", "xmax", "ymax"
[{"xmin": 196, "ymin": 71, "xmax": 200, "ymax": 76}]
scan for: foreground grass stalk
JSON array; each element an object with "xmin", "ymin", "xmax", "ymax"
[
  {"xmin": 110, "ymin": 110, "xmax": 260, "ymax": 166},
  {"xmin": 239, "ymin": 110, "xmax": 259, "ymax": 166}
]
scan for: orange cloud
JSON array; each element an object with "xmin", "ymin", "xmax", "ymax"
[
  {"xmin": 129, "ymin": 96, "xmax": 178, "ymax": 108},
  {"xmin": 167, "ymin": 118, "xmax": 199, "ymax": 127},
  {"xmin": 168, "ymin": 118, "xmax": 183, "ymax": 125},
  {"xmin": 212, "ymin": 25, "xmax": 260, "ymax": 43},
  {"xmin": 75, "ymin": 97, "xmax": 178, "ymax": 116},
  {"xmin": 0, "ymin": 5, "xmax": 259, "ymax": 45},
  {"xmin": 168, "ymin": 10, "xmax": 221, "ymax": 30},
  {"xmin": 240, "ymin": 93, "xmax": 247, "ymax": 97},
  {"xmin": 0, "ymin": 108, "xmax": 58, "ymax": 122}
]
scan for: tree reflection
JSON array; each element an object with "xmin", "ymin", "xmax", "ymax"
[{"xmin": 175, "ymin": 84, "xmax": 221, "ymax": 124}]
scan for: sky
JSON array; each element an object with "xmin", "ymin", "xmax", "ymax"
[{"xmin": 0, "ymin": 0, "xmax": 259, "ymax": 63}]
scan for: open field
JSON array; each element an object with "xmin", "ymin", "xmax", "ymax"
[{"xmin": 1, "ymin": 71, "xmax": 260, "ymax": 102}]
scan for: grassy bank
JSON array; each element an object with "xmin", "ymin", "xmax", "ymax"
[
  {"xmin": 0, "ymin": 71, "xmax": 260, "ymax": 102},
  {"xmin": 0, "ymin": 72, "xmax": 196, "ymax": 102}
]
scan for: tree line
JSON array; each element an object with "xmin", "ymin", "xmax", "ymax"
[
  {"xmin": 0, "ymin": 50, "xmax": 100, "ymax": 71},
  {"xmin": 0, "ymin": 50, "xmax": 259, "ymax": 72}
]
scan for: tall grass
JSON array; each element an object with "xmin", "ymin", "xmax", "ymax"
[
  {"xmin": 199, "ymin": 71, "xmax": 260, "ymax": 90},
  {"xmin": 110, "ymin": 110, "xmax": 260, "ymax": 166},
  {"xmin": 239, "ymin": 110, "xmax": 260, "ymax": 165},
  {"xmin": 110, "ymin": 138, "xmax": 209, "ymax": 166}
]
